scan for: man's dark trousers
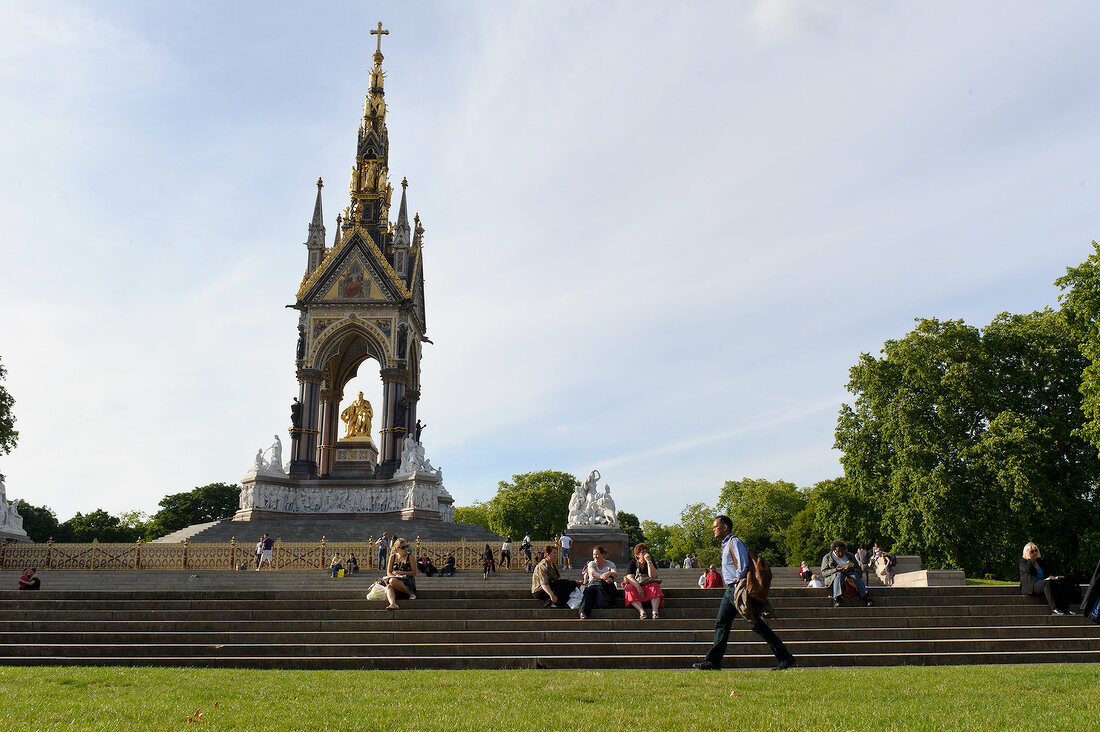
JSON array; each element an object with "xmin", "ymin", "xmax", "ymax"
[{"xmin": 704, "ymin": 584, "xmax": 792, "ymax": 668}]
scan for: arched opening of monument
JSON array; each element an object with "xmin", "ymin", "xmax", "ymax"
[{"xmin": 339, "ymin": 360, "xmax": 383, "ymax": 446}]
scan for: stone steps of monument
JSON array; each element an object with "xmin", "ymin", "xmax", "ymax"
[
  {"xmin": 2, "ymin": 635, "xmax": 1097, "ymax": 659},
  {"xmin": 3, "ymin": 585, "xmax": 1093, "ymax": 669},
  {"xmin": 1, "ymin": 624, "xmax": 1091, "ymax": 646},
  {"xmin": 0, "ymin": 650, "xmax": 1095, "ymax": 671},
  {"xmin": 167, "ymin": 519, "xmax": 501, "ymax": 544},
  {"xmin": 0, "ymin": 595, "xmax": 1046, "ymax": 613},
  {"xmin": 0, "ymin": 570, "xmax": 878, "ymax": 591}
]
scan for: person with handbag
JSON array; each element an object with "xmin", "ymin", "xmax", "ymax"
[
  {"xmin": 693, "ymin": 515, "xmax": 795, "ymax": 671},
  {"xmin": 624, "ymin": 542, "xmax": 665, "ymax": 620},
  {"xmin": 821, "ymin": 541, "xmax": 874, "ymax": 608},
  {"xmin": 578, "ymin": 546, "xmax": 618, "ymax": 620},
  {"xmin": 382, "ymin": 537, "xmax": 418, "ymax": 610}
]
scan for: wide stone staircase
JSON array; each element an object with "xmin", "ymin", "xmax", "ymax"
[{"xmin": 0, "ymin": 570, "xmax": 1095, "ymax": 670}]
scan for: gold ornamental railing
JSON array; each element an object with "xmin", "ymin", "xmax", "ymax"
[{"xmin": 0, "ymin": 537, "xmax": 553, "ymax": 572}]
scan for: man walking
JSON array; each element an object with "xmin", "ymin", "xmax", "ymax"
[
  {"xmin": 559, "ymin": 533, "xmax": 572, "ymax": 570},
  {"xmin": 256, "ymin": 533, "xmax": 275, "ymax": 571},
  {"xmin": 692, "ymin": 515, "xmax": 796, "ymax": 671},
  {"xmin": 375, "ymin": 533, "xmax": 390, "ymax": 571}
]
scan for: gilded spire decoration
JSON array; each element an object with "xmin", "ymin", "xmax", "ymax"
[{"xmin": 346, "ymin": 22, "xmax": 391, "ymax": 232}]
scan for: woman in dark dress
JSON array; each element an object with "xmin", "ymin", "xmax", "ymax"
[
  {"xmin": 384, "ymin": 538, "xmax": 418, "ymax": 610},
  {"xmin": 1020, "ymin": 542, "xmax": 1077, "ymax": 616},
  {"xmin": 482, "ymin": 544, "xmax": 496, "ymax": 579}
]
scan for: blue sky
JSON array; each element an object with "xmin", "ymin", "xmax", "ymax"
[{"xmin": 1, "ymin": 2, "xmax": 1098, "ymax": 525}]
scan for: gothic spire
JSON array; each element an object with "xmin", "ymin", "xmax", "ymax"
[
  {"xmin": 303, "ymin": 177, "xmax": 326, "ymax": 275},
  {"xmin": 346, "ymin": 22, "xmax": 392, "ymax": 231},
  {"xmin": 394, "ymin": 177, "xmax": 410, "ymax": 248}
]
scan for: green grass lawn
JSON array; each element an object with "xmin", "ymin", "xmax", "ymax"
[
  {"xmin": 2, "ymin": 665, "xmax": 1098, "ymax": 731},
  {"xmin": 965, "ymin": 578, "xmax": 1017, "ymax": 585}
]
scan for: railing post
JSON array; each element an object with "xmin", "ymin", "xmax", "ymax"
[
  {"xmin": 461, "ymin": 538, "xmax": 467, "ymax": 570},
  {"xmin": 47, "ymin": 538, "xmax": 53, "ymax": 570},
  {"xmin": 275, "ymin": 538, "xmax": 280, "ymax": 570},
  {"xmin": 183, "ymin": 538, "xmax": 189, "ymax": 570},
  {"xmin": 415, "ymin": 536, "xmax": 421, "ymax": 559},
  {"xmin": 230, "ymin": 537, "xmax": 237, "ymax": 570},
  {"xmin": 0, "ymin": 538, "xmax": 6, "ymax": 570},
  {"xmin": 321, "ymin": 536, "xmax": 327, "ymax": 570},
  {"xmin": 90, "ymin": 538, "xmax": 98, "ymax": 571},
  {"xmin": 135, "ymin": 538, "xmax": 142, "ymax": 570},
  {"xmin": 368, "ymin": 536, "xmax": 374, "ymax": 570}
]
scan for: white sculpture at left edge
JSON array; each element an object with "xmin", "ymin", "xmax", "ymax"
[
  {"xmin": 0, "ymin": 480, "xmax": 30, "ymax": 540},
  {"xmin": 244, "ymin": 435, "xmax": 288, "ymax": 478}
]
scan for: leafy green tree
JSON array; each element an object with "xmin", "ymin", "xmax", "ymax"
[
  {"xmin": 61, "ymin": 509, "xmax": 145, "ymax": 543},
  {"xmin": 453, "ymin": 502, "xmax": 493, "ymax": 531},
  {"xmin": 717, "ymin": 478, "xmax": 806, "ymax": 565},
  {"xmin": 665, "ymin": 502, "xmax": 720, "ymax": 569},
  {"xmin": 486, "ymin": 470, "xmax": 577, "ymax": 539},
  {"xmin": 144, "ymin": 483, "xmax": 240, "ymax": 539},
  {"xmin": 835, "ymin": 313, "xmax": 1100, "ymax": 577},
  {"xmin": 13, "ymin": 501, "xmax": 60, "ymax": 543},
  {"xmin": 639, "ymin": 520, "xmax": 672, "ymax": 561},
  {"xmin": 617, "ymin": 510, "xmax": 645, "ymax": 549},
  {"xmin": 784, "ymin": 478, "xmax": 882, "ymax": 565},
  {"xmin": 0, "ymin": 356, "xmax": 18, "ymax": 481},
  {"xmin": 1056, "ymin": 241, "xmax": 1100, "ymax": 452}
]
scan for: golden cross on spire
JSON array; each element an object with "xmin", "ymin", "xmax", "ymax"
[{"xmin": 371, "ymin": 22, "xmax": 389, "ymax": 55}]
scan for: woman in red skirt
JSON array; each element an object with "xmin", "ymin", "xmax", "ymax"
[{"xmin": 623, "ymin": 543, "xmax": 665, "ymax": 620}]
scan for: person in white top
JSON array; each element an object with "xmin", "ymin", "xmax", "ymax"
[
  {"xmin": 807, "ymin": 574, "xmax": 824, "ymax": 588},
  {"xmin": 578, "ymin": 546, "xmax": 617, "ymax": 620},
  {"xmin": 500, "ymin": 537, "xmax": 513, "ymax": 569},
  {"xmin": 698, "ymin": 571, "xmax": 708, "ymax": 588},
  {"xmin": 559, "ymin": 534, "xmax": 573, "ymax": 569},
  {"xmin": 683, "ymin": 554, "xmax": 693, "ymax": 569}
]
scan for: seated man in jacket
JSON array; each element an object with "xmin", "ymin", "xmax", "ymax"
[{"xmin": 820, "ymin": 541, "xmax": 873, "ymax": 608}]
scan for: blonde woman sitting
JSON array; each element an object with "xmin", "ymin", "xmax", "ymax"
[
  {"xmin": 624, "ymin": 543, "xmax": 665, "ymax": 620},
  {"xmin": 384, "ymin": 537, "xmax": 418, "ymax": 610}
]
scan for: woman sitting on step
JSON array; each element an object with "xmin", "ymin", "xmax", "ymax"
[
  {"xmin": 579, "ymin": 546, "xmax": 618, "ymax": 620},
  {"xmin": 384, "ymin": 538, "xmax": 418, "ymax": 609},
  {"xmin": 624, "ymin": 543, "xmax": 665, "ymax": 620},
  {"xmin": 1020, "ymin": 542, "xmax": 1079, "ymax": 616},
  {"xmin": 330, "ymin": 554, "xmax": 343, "ymax": 578}
]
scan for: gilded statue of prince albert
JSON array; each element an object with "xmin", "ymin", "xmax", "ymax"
[{"xmin": 340, "ymin": 391, "xmax": 373, "ymax": 441}]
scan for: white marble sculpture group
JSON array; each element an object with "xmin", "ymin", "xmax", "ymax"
[
  {"xmin": 567, "ymin": 469, "xmax": 618, "ymax": 528},
  {"xmin": 246, "ymin": 435, "xmax": 287, "ymax": 478},
  {"xmin": 395, "ymin": 435, "xmax": 441, "ymax": 478},
  {"xmin": 0, "ymin": 480, "xmax": 28, "ymax": 538}
]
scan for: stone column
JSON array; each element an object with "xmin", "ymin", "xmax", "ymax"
[
  {"xmin": 316, "ymin": 387, "xmax": 342, "ymax": 476},
  {"xmin": 377, "ymin": 367, "xmax": 408, "ymax": 477},
  {"xmin": 404, "ymin": 387, "xmax": 420, "ymax": 439},
  {"xmin": 289, "ymin": 368, "xmax": 323, "ymax": 477}
]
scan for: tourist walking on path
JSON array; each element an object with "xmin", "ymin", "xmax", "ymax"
[
  {"xmin": 856, "ymin": 545, "xmax": 870, "ymax": 583},
  {"xmin": 482, "ymin": 544, "xmax": 496, "ymax": 579},
  {"xmin": 624, "ymin": 543, "xmax": 665, "ymax": 619},
  {"xmin": 256, "ymin": 534, "xmax": 275, "ymax": 571},
  {"xmin": 521, "ymin": 533, "xmax": 533, "ymax": 570},
  {"xmin": 559, "ymin": 533, "xmax": 572, "ymax": 569},
  {"xmin": 531, "ymin": 545, "xmax": 578, "ymax": 608},
  {"xmin": 821, "ymin": 541, "xmax": 874, "ymax": 608},
  {"xmin": 693, "ymin": 515, "xmax": 796, "ymax": 671},
  {"xmin": 500, "ymin": 537, "xmax": 512, "ymax": 569},
  {"xmin": 375, "ymin": 533, "xmax": 390, "ymax": 571}
]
